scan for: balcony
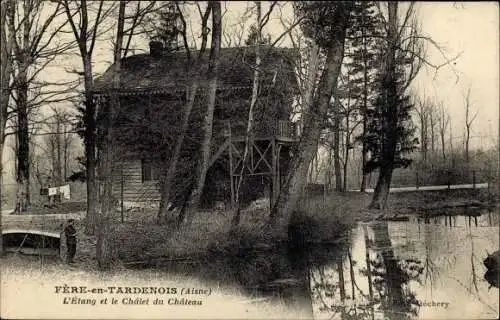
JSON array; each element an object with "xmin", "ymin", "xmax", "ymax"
[{"xmin": 215, "ymin": 120, "xmax": 298, "ymax": 142}]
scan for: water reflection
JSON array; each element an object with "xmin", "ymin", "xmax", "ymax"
[
  {"xmin": 311, "ymin": 211, "xmax": 499, "ymax": 319},
  {"xmin": 311, "ymin": 222, "xmax": 422, "ymax": 320},
  {"xmin": 126, "ymin": 211, "xmax": 499, "ymax": 319}
]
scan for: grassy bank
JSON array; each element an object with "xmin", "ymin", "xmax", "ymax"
[
  {"xmin": 3, "ymin": 188, "xmax": 497, "ymax": 272},
  {"xmin": 6, "ymin": 201, "xmax": 87, "ymax": 215},
  {"xmin": 111, "ymin": 188, "xmax": 496, "ymax": 263}
]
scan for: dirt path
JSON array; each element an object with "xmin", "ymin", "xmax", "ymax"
[{"xmin": 351, "ymin": 183, "xmax": 490, "ymax": 193}]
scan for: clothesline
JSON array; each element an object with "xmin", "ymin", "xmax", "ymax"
[{"xmin": 43, "ymin": 184, "xmax": 71, "ymax": 200}]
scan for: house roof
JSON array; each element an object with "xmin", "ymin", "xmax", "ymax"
[{"xmin": 93, "ymin": 45, "xmax": 299, "ymax": 96}]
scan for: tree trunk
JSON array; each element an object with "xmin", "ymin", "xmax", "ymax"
[
  {"xmin": 465, "ymin": 126, "xmax": 470, "ymax": 162},
  {"xmin": 158, "ymin": 81, "xmax": 199, "ymax": 224},
  {"xmin": 369, "ymin": 1, "xmax": 398, "ymax": 210},
  {"xmin": 325, "ymin": 145, "xmax": 333, "ymax": 192},
  {"xmin": 369, "ymin": 163, "xmax": 394, "ymax": 209},
  {"xmin": 1, "ymin": 0, "xmax": 12, "ymax": 253},
  {"xmin": 50, "ymin": 137, "xmax": 56, "ymax": 180},
  {"xmin": 96, "ymin": 101, "xmax": 115, "ymax": 270},
  {"xmin": 0, "ymin": 142, "xmax": 3, "ymax": 255},
  {"xmin": 430, "ymin": 110, "xmax": 435, "ymax": 158},
  {"xmin": 333, "ymin": 104, "xmax": 342, "ymax": 192},
  {"xmin": 158, "ymin": 4, "xmax": 212, "ymax": 225},
  {"xmin": 420, "ymin": 111, "xmax": 427, "ymax": 164},
  {"xmin": 343, "ymin": 134, "xmax": 350, "ymax": 192},
  {"xmin": 362, "ymin": 224, "xmax": 375, "ymax": 319},
  {"xmin": 183, "ymin": 1, "xmax": 221, "ymax": 224},
  {"xmin": 372, "ymin": 222, "xmax": 407, "ymax": 317},
  {"xmin": 337, "ymin": 259, "xmax": 346, "ymax": 318},
  {"xmin": 15, "ymin": 67, "xmax": 30, "ymax": 213},
  {"xmin": 360, "ymin": 1, "xmax": 369, "ymax": 193},
  {"xmin": 270, "ymin": 5, "xmax": 351, "ymax": 233},
  {"xmin": 449, "ymin": 118, "xmax": 453, "ymax": 157},
  {"xmin": 83, "ymin": 53, "xmax": 98, "ymax": 235},
  {"xmin": 96, "ymin": 0, "xmax": 125, "ymax": 270},
  {"xmin": 63, "ymin": 124, "xmax": 68, "ymax": 182},
  {"xmin": 232, "ymin": 2, "xmax": 261, "ymax": 227},
  {"xmin": 55, "ymin": 113, "xmax": 62, "ymax": 202},
  {"xmin": 440, "ymin": 129, "xmax": 446, "ymax": 161}
]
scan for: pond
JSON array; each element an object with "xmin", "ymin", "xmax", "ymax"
[
  {"xmin": 309, "ymin": 212, "xmax": 500, "ymax": 320},
  {"xmin": 128, "ymin": 211, "xmax": 499, "ymax": 319}
]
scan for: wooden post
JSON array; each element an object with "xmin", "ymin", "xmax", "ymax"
[
  {"xmin": 472, "ymin": 170, "xmax": 476, "ymax": 189},
  {"xmin": 487, "ymin": 167, "xmax": 491, "ymax": 192},
  {"xmin": 447, "ymin": 170, "xmax": 451, "ymax": 190},
  {"xmin": 271, "ymin": 139, "xmax": 277, "ymax": 209},
  {"xmin": 121, "ymin": 163, "xmax": 124, "ymax": 223},
  {"xmin": 415, "ymin": 170, "xmax": 419, "ymax": 190},
  {"xmin": 276, "ymin": 143, "xmax": 282, "ymax": 201},
  {"xmin": 228, "ymin": 141, "xmax": 235, "ymax": 210}
]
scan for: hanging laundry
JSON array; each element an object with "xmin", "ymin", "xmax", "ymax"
[
  {"xmin": 48, "ymin": 187, "xmax": 58, "ymax": 196},
  {"xmin": 58, "ymin": 184, "xmax": 71, "ymax": 200}
]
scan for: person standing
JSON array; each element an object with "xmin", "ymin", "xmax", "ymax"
[{"xmin": 63, "ymin": 219, "xmax": 77, "ymax": 264}]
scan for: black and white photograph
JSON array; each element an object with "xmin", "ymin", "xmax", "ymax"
[{"xmin": 0, "ymin": 1, "xmax": 499, "ymax": 319}]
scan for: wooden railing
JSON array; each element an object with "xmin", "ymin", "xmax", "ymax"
[{"xmin": 215, "ymin": 120, "xmax": 297, "ymax": 140}]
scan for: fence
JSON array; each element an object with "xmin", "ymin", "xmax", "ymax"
[
  {"xmin": 363, "ymin": 166, "xmax": 499, "ymax": 191},
  {"xmin": 218, "ymin": 120, "xmax": 297, "ymax": 139},
  {"xmin": 1, "ymin": 181, "xmax": 87, "ymax": 211}
]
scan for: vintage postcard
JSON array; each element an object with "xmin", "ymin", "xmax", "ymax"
[{"xmin": 1, "ymin": 1, "xmax": 499, "ymax": 319}]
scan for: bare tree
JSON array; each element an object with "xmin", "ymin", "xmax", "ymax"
[
  {"xmin": 332, "ymin": 99, "xmax": 343, "ymax": 192},
  {"xmin": 60, "ymin": 0, "xmax": 117, "ymax": 234},
  {"xmin": 270, "ymin": 2, "xmax": 354, "ymax": 231},
  {"xmin": 368, "ymin": 2, "xmax": 423, "ymax": 209},
  {"xmin": 156, "ymin": 1, "xmax": 212, "ymax": 225},
  {"xmin": 429, "ymin": 105, "xmax": 436, "ymax": 159},
  {"xmin": 0, "ymin": 0, "xmax": 15, "ymax": 255},
  {"xmin": 463, "ymin": 86, "xmax": 478, "ymax": 163},
  {"xmin": 42, "ymin": 107, "xmax": 75, "ymax": 187},
  {"xmin": 229, "ymin": 1, "xmax": 310, "ymax": 225},
  {"xmin": 416, "ymin": 97, "xmax": 430, "ymax": 164},
  {"xmin": 4, "ymin": 0, "xmax": 75, "ymax": 212},
  {"xmin": 437, "ymin": 101, "xmax": 449, "ymax": 161},
  {"xmin": 231, "ymin": 1, "xmax": 267, "ymax": 226},
  {"xmin": 339, "ymin": 88, "xmax": 362, "ymax": 192},
  {"xmin": 368, "ymin": 2, "xmax": 459, "ymax": 209},
  {"xmin": 184, "ymin": 1, "xmax": 222, "ymax": 223},
  {"xmin": 221, "ymin": 2, "xmax": 252, "ymax": 48},
  {"xmin": 94, "ymin": 0, "xmax": 125, "ymax": 271}
]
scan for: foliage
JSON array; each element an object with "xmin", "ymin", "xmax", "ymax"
[
  {"xmin": 345, "ymin": 1, "xmax": 385, "ymax": 139},
  {"xmin": 244, "ymin": 24, "xmax": 271, "ymax": 46},
  {"xmin": 142, "ymin": 1, "xmax": 183, "ymax": 50},
  {"xmin": 365, "ymin": 84, "xmax": 418, "ymax": 172},
  {"xmin": 294, "ymin": 1, "xmax": 354, "ymax": 49},
  {"xmin": 68, "ymin": 156, "xmax": 86, "ymax": 182},
  {"xmin": 363, "ymin": 4, "xmax": 420, "ymax": 175}
]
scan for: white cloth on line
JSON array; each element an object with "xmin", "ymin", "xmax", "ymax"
[
  {"xmin": 58, "ymin": 184, "xmax": 71, "ymax": 200},
  {"xmin": 48, "ymin": 187, "xmax": 58, "ymax": 196}
]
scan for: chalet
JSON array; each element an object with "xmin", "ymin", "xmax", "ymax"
[{"xmin": 92, "ymin": 41, "xmax": 299, "ymax": 209}]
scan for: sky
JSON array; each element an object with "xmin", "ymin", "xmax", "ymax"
[
  {"xmin": 250, "ymin": 1, "xmax": 500, "ymax": 150},
  {"xmin": 412, "ymin": 2, "xmax": 499, "ymax": 149},
  {"xmin": 2, "ymin": 1, "xmax": 499, "ymax": 184},
  {"xmin": 124, "ymin": 1, "xmax": 500, "ymax": 149},
  {"xmin": 49, "ymin": 1, "xmax": 500, "ymax": 147}
]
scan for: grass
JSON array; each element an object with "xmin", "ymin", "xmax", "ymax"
[
  {"xmin": 8, "ymin": 201, "xmax": 87, "ymax": 215},
  {"xmin": 110, "ymin": 192, "xmax": 364, "ymax": 264},
  {"xmin": 4, "ymin": 188, "xmax": 497, "ymax": 270}
]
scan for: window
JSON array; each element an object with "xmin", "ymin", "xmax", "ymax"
[{"xmin": 141, "ymin": 159, "xmax": 160, "ymax": 182}]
